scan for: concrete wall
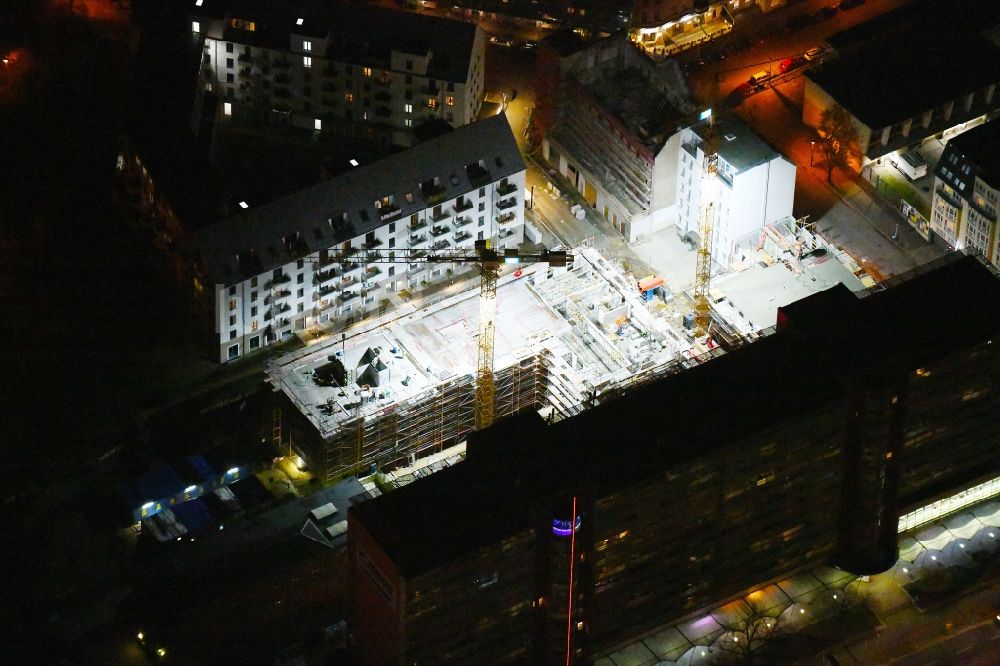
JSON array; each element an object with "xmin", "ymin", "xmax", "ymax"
[{"xmin": 803, "ymin": 78, "xmax": 874, "ymax": 164}]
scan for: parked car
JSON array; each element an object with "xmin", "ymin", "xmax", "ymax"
[
  {"xmin": 779, "ymin": 57, "xmax": 796, "ymax": 73},
  {"xmin": 840, "ymin": 0, "xmax": 865, "ymax": 9},
  {"xmin": 812, "ymin": 6, "xmax": 839, "ymax": 23},
  {"xmin": 734, "ymin": 82, "xmax": 754, "ymax": 98},
  {"xmin": 803, "ymin": 46, "xmax": 825, "ymax": 61}
]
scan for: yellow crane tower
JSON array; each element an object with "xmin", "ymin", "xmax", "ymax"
[
  {"xmin": 319, "ymin": 241, "xmax": 571, "ymax": 431},
  {"xmin": 692, "ymin": 74, "xmax": 722, "ymax": 338}
]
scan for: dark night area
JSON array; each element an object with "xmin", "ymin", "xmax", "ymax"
[{"xmin": 2, "ymin": 0, "xmax": 1000, "ymax": 664}]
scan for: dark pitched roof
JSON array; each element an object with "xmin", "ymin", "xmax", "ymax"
[
  {"xmin": 351, "ymin": 253, "xmax": 1000, "ymax": 576},
  {"xmin": 809, "ymin": 0, "xmax": 1000, "ymax": 129},
  {"xmin": 192, "ymin": 114, "xmax": 524, "ymax": 285},
  {"xmin": 945, "ymin": 119, "xmax": 1000, "ymax": 191}
]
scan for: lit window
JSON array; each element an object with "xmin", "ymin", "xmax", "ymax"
[
  {"xmin": 363, "ymin": 111, "xmax": 369, "ymax": 121},
  {"xmin": 404, "ymin": 103, "xmax": 413, "ymax": 113},
  {"xmin": 363, "ymin": 67, "xmax": 372, "ymax": 77},
  {"xmin": 303, "ymin": 40, "xmax": 311, "ymax": 52},
  {"xmin": 296, "ymin": 17, "xmax": 304, "ymax": 26},
  {"xmin": 238, "ymin": 200, "xmax": 248, "ymax": 208},
  {"xmin": 427, "ymin": 98, "xmax": 437, "ymax": 109},
  {"xmin": 223, "ymin": 102, "xmax": 232, "ymax": 116},
  {"xmin": 192, "ymin": 21, "xmax": 200, "ymax": 33},
  {"xmin": 445, "ymin": 95, "xmax": 455, "ymax": 106},
  {"xmin": 345, "ymin": 92, "xmax": 354, "ymax": 103},
  {"xmin": 404, "ymin": 118, "xmax": 412, "ymax": 127},
  {"xmin": 196, "ymin": 0, "xmax": 203, "ymax": 5},
  {"xmin": 314, "ymin": 118, "xmax": 322, "ymax": 131},
  {"xmin": 303, "ymin": 56, "xmax": 312, "ymax": 68}
]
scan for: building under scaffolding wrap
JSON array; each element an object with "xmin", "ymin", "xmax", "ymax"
[{"xmin": 267, "ymin": 247, "xmax": 698, "ymax": 482}]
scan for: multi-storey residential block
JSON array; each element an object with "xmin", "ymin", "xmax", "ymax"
[
  {"xmin": 802, "ymin": 0, "xmax": 999, "ymax": 169},
  {"xmin": 190, "ymin": 0, "xmax": 486, "ymax": 146},
  {"xmin": 675, "ymin": 116, "xmax": 796, "ymax": 268},
  {"xmin": 930, "ymin": 119, "xmax": 1000, "ymax": 261},
  {"xmin": 538, "ymin": 34, "xmax": 697, "ymax": 241},
  {"xmin": 190, "ymin": 114, "xmax": 525, "ymax": 362},
  {"xmin": 349, "ymin": 253, "xmax": 1000, "ymax": 665}
]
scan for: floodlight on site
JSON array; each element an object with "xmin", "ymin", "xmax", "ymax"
[
  {"xmin": 296, "ymin": 17, "xmax": 304, "ymax": 26},
  {"xmin": 238, "ymin": 201, "xmax": 248, "ymax": 209},
  {"xmin": 504, "ymin": 249, "xmax": 520, "ymax": 264},
  {"xmin": 699, "ymin": 108, "xmax": 712, "ymax": 121},
  {"xmin": 349, "ymin": 158, "xmax": 359, "ymax": 167}
]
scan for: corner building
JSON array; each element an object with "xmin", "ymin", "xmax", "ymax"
[
  {"xmin": 189, "ymin": 0, "xmax": 485, "ymax": 146},
  {"xmin": 349, "ymin": 254, "xmax": 1000, "ymax": 664},
  {"xmin": 190, "ymin": 114, "xmax": 525, "ymax": 362}
]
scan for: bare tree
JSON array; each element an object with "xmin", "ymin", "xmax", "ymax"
[
  {"xmin": 817, "ymin": 104, "xmax": 862, "ymax": 183},
  {"xmin": 714, "ymin": 602, "xmax": 782, "ymax": 662}
]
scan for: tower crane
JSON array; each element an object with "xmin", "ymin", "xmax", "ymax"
[
  {"xmin": 311, "ymin": 240, "xmax": 572, "ymax": 431},
  {"xmin": 692, "ymin": 73, "xmax": 721, "ymax": 338}
]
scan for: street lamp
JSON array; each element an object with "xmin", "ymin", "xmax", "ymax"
[{"xmin": 809, "ymin": 141, "xmax": 816, "ymax": 167}]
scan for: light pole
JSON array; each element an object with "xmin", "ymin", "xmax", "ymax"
[{"xmin": 809, "ymin": 141, "xmax": 816, "ymax": 167}]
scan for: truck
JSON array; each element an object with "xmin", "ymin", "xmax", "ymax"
[{"xmin": 891, "ymin": 150, "xmax": 928, "ymax": 181}]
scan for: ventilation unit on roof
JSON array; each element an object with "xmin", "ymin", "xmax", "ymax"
[{"xmin": 724, "ymin": 133, "xmax": 737, "ymax": 142}]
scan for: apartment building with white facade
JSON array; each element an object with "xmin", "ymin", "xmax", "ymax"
[
  {"xmin": 931, "ymin": 119, "xmax": 1000, "ymax": 263},
  {"xmin": 675, "ymin": 116, "xmax": 796, "ymax": 268},
  {"xmin": 190, "ymin": 0, "xmax": 486, "ymax": 146},
  {"xmin": 191, "ymin": 114, "xmax": 525, "ymax": 362}
]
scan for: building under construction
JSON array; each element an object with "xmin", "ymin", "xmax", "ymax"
[{"xmin": 268, "ymin": 247, "xmax": 700, "ymax": 483}]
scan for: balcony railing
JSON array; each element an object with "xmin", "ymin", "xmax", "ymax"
[
  {"xmin": 454, "ymin": 199, "xmax": 474, "ymax": 213},
  {"xmin": 497, "ymin": 197, "xmax": 518, "ymax": 210},
  {"xmin": 454, "ymin": 231, "xmax": 472, "ymax": 243},
  {"xmin": 432, "ymin": 239, "xmax": 451, "ymax": 250},
  {"xmin": 409, "ymin": 233, "xmax": 427, "ymax": 245},
  {"xmin": 341, "ymin": 276, "xmax": 360, "ymax": 288},
  {"xmin": 496, "ymin": 211, "xmax": 517, "ymax": 225},
  {"xmin": 454, "ymin": 216, "xmax": 472, "ymax": 228},
  {"xmin": 363, "ymin": 237, "xmax": 383, "ymax": 248},
  {"xmin": 431, "ymin": 208, "xmax": 450, "ymax": 222},
  {"xmin": 497, "ymin": 181, "xmax": 517, "ymax": 196},
  {"xmin": 409, "ymin": 219, "xmax": 428, "ymax": 231},
  {"xmin": 366, "ymin": 266, "xmax": 382, "ymax": 277},
  {"xmin": 273, "ymin": 274, "xmax": 292, "ymax": 285},
  {"xmin": 431, "ymin": 225, "xmax": 450, "ymax": 237},
  {"xmin": 422, "ymin": 185, "xmax": 447, "ymax": 204},
  {"xmin": 239, "ymin": 67, "xmax": 252, "ymax": 77},
  {"xmin": 237, "ymin": 53, "xmax": 252, "ymax": 63}
]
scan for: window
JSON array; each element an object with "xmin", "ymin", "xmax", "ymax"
[
  {"xmin": 226, "ymin": 43, "xmax": 234, "ymax": 53},
  {"xmin": 447, "ymin": 82, "xmax": 454, "ymax": 92},
  {"xmin": 303, "ymin": 56, "xmax": 312, "ymax": 68},
  {"xmin": 230, "ymin": 330, "xmax": 237, "ymax": 340},
  {"xmin": 296, "ymin": 273, "xmax": 304, "ymax": 284},
  {"xmin": 228, "ymin": 299, "xmax": 236, "ymax": 311},
  {"xmin": 226, "ymin": 58, "xmax": 234, "ymax": 69},
  {"xmin": 297, "ymin": 288, "xmax": 304, "ymax": 298},
  {"xmin": 405, "ymin": 75, "xmax": 413, "ymax": 84},
  {"xmin": 223, "ymin": 102, "xmax": 232, "ymax": 116},
  {"xmin": 388, "ymin": 237, "xmax": 395, "ymax": 248},
  {"xmin": 404, "ymin": 103, "xmax": 413, "ymax": 113},
  {"xmin": 345, "ymin": 92, "xmax": 354, "ymax": 103},
  {"xmin": 314, "ymin": 118, "xmax": 322, "ymax": 131},
  {"xmin": 389, "ymin": 222, "xmax": 396, "ymax": 232},
  {"xmin": 362, "ymin": 67, "xmax": 372, "ymax": 77},
  {"xmin": 303, "ymin": 40, "xmax": 312, "ymax": 52},
  {"xmin": 478, "ymin": 217, "xmax": 484, "ymax": 226},
  {"xmin": 251, "ymin": 306, "xmax": 257, "ymax": 317},
  {"xmin": 249, "ymin": 335, "xmax": 260, "ymax": 350},
  {"xmin": 404, "ymin": 90, "xmax": 413, "ymax": 101},
  {"xmin": 229, "ymin": 285, "xmax": 237, "ymax": 296},
  {"xmin": 228, "ymin": 344, "xmax": 239, "ymax": 360},
  {"xmin": 192, "ymin": 21, "xmax": 201, "ymax": 33},
  {"xmin": 250, "ymin": 277, "xmax": 258, "ymax": 287},
  {"xmin": 478, "ymin": 202, "xmax": 485, "ymax": 212},
  {"xmin": 404, "ymin": 118, "xmax": 412, "ymax": 127},
  {"xmin": 427, "ymin": 98, "xmax": 438, "ymax": 109},
  {"xmin": 229, "ymin": 315, "xmax": 236, "ymax": 326},
  {"xmin": 445, "ymin": 96, "xmax": 455, "ymax": 106},
  {"xmin": 406, "ymin": 60, "xmax": 413, "ymax": 71},
  {"xmin": 297, "ymin": 303, "xmax": 305, "ymax": 313},
  {"xmin": 226, "ymin": 73, "xmax": 234, "ymax": 83},
  {"xmin": 389, "ymin": 266, "xmax": 395, "ymax": 277},
  {"xmin": 479, "ymin": 187, "xmax": 485, "ymax": 197}
]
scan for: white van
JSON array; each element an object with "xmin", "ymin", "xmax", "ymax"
[{"xmin": 892, "ymin": 151, "xmax": 928, "ymax": 181}]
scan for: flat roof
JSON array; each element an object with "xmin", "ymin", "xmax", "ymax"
[
  {"xmin": 714, "ymin": 254, "xmax": 865, "ymax": 330},
  {"xmin": 809, "ymin": 2, "xmax": 1000, "ymax": 129},
  {"xmin": 352, "ymin": 253, "xmax": 1000, "ymax": 576},
  {"xmin": 193, "ymin": 114, "xmax": 524, "ymax": 285},
  {"xmin": 691, "ymin": 115, "xmax": 782, "ymax": 174}
]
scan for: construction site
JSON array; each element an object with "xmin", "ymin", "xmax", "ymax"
[{"xmin": 268, "ymin": 246, "xmax": 708, "ymax": 483}]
